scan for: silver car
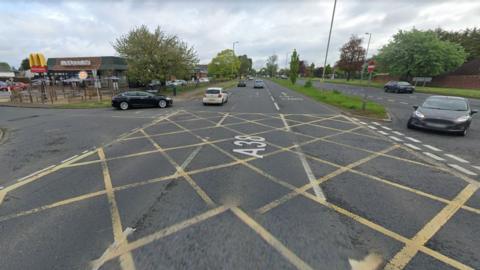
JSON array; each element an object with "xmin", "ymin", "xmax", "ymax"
[{"xmin": 254, "ymin": 80, "xmax": 264, "ymax": 88}]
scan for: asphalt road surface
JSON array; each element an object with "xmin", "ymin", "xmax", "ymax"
[{"xmin": 0, "ymin": 80, "xmax": 479, "ymax": 270}]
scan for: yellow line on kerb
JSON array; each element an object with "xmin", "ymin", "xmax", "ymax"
[
  {"xmin": 98, "ymin": 148, "xmax": 136, "ymax": 270},
  {"xmin": 385, "ymin": 183, "xmax": 478, "ymax": 270},
  {"xmin": 231, "ymin": 207, "xmax": 313, "ymax": 270}
]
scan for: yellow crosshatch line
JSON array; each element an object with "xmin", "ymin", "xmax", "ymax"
[{"xmin": 0, "ymin": 110, "xmax": 478, "ymax": 270}]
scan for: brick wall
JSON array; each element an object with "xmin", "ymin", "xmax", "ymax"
[{"xmin": 430, "ymin": 75, "xmax": 480, "ymax": 89}]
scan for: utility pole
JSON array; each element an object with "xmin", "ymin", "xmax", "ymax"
[
  {"xmin": 360, "ymin": 32, "xmax": 372, "ymax": 81},
  {"xmin": 232, "ymin": 41, "xmax": 239, "ymax": 79},
  {"xmin": 322, "ymin": 0, "xmax": 337, "ymax": 80}
]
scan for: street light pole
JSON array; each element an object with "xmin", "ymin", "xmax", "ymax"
[
  {"xmin": 322, "ymin": 0, "xmax": 337, "ymax": 81},
  {"xmin": 360, "ymin": 32, "xmax": 372, "ymax": 81},
  {"xmin": 232, "ymin": 41, "xmax": 239, "ymax": 79}
]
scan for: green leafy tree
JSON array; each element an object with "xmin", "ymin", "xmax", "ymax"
[
  {"xmin": 113, "ymin": 25, "xmax": 198, "ymax": 85},
  {"xmin": 238, "ymin": 55, "xmax": 252, "ymax": 77},
  {"xmin": 336, "ymin": 35, "xmax": 365, "ymax": 81},
  {"xmin": 265, "ymin": 54, "xmax": 278, "ymax": 77},
  {"xmin": 325, "ymin": 64, "xmax": 333, "ymax": 75},
  {"xmin": 289, "ymin": 49, "xmax": 300, "ymax": 84},
  {"xmin": 208, "ymin": 49, "xmax": 240, "ymax": 79},
  {"xmin": 19, "ymin": 58, "xmax": 30, "ymax": 71},
  {"xmin": 376, "ymin": 29, "xmax": 467, "ymax": 79},
  {"xmin": 435, "ymin": 27, "xmax": 480, "ymax": 61}
]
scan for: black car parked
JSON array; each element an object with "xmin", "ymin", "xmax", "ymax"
[
  {"xmin": 237, "ymin": 80, "xmax": 246, "ymax": 87},
  {"xmin": 408, "ymin": 96, "xmax": 477, "ymax": 136},
  {"xmin": 384, "ymin": 81, "xmax": 415, "ymax": 93},
  {"xmin": 112, "ymin": 91, "xmax": 172, "ymax": 110}
]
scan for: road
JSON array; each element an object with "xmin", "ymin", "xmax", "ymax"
[
  {"xmin": 301, "ymin": 79, "xmax": 480, "ymax": 176},
  {"xmin": 0, "ymin": 80, "xmax": 479, "ymax": 270}
]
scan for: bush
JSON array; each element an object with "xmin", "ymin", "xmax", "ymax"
[{"xmin": 304, "ymin": 80, "xmax": 313, "ymax": 88}]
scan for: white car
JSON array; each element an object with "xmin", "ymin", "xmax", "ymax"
[
  {"xmin": 199, "ymin": 77, "xmax": 209, "ymax": 83},
  {"xmin": 203, "ymin": 87, "xmax": 228, "ymax": 105}
]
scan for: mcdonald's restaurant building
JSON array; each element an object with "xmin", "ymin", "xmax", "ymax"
[{"xmin": 46, "ymin": 56, "xmax": 128, "ymax": 87}]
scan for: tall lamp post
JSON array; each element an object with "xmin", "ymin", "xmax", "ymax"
[
  {"xmin": 360, "ymin": 32, "xmax": 372, "ymax": 81},
  {"xmin": 322, "ymin": 0, "xmax": 337, "ymax": 80},
  {"xmin": 232, "ymin": 41, "xmax": 239, "ymax": 78}
]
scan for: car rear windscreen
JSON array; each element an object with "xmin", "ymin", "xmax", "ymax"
[{"xmin": 206, "ymin": 89, "xmax": 220, "ymax": 94}]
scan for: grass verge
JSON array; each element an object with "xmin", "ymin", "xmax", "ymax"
[
  {"xmin": 271, "ymin": 78, "xmax": 387, "ymax": 119},
  {"xmin": 53, "ymin": 100, "xmax": 111, "ymax": 109},
  {"xmin": 308, "ymin": 78, "xmax": 480, "ymax": 99}
]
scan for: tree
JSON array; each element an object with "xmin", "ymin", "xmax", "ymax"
[
  {"xmin": 325, "ymin": 64, "xmax": 333, "ymax": 75},
  {"xmin": 289, "ymin": 49, "xmax": 300, "ymax": 84},
  {"xmin": 265, "ymin": 54, "xmax": 278, "ymax": 77},
  {"xmin": 376, "ymin": 29, "xmax": 467, "ymax": 79},
  {"xmin": 299, "ymin": 61, "xmax": 307, "ymax": 77},
  {"xmin": 308, "ymin": 63, "xmax": 315, "ymax": 78},
  {"xmin": 336, "ymin": 35, "xmax": 365, "ymax": 81},
  {"xmin": 113, "ymin": 25, "xmax": 198, "ymax": 85},
  {"xmin": 208, "ymin": 49, "xmax": 240, "ymax": 79},
  {"xmin": 435, "ymin": 27, "xmax": 480, "ymax": 61},
  {"xmin": 238, "ymin": 55, "xmax": 252, "ymax": 77},
  {"xmin": 19, "ymin": 58, "xmax": 30, "ymax": 71},
  {"xmin": 0, "ymin": 62, "xmax": 11, "ymax": 71}
]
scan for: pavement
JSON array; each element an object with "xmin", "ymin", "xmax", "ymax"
[{"xmin": 0, "ymin": 79, "xmax": 479, "ymax": 270}]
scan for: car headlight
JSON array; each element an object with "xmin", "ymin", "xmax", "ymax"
[
  {"xmin": 455, "ymin": 115, "xmax": 470, "ymax": 122},
  {"xmin": 165, "ymin": 97, "xmax": 172, "ymax": 100},
  {"xmin": 414, "ymin": 111, "xmax": 425, "ymax": 119}
]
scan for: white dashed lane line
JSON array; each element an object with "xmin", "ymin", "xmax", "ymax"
[
  {"xmin": 444, "ymin": 154, "xmax": 470, "ymax": 164},
  {"xmin": 378, "ymin": 131, "xmax": 389, "ymax": 135},
  {"xmin": 473, "ymin": 165, "xmax": 480, "ymax": 171},
  {"xmin": 392, "ymin": 131, "xmax": 404, "ymax": 136},
  {"xmin": 404, "ymin": 143, "xmax": 421, "ymax": 150},
  {"xmin": 448, "ymin": 164, "xmax": 478, "ymax": 176},
  {"xmin": 389, "ymin": 136, "xmax": 403, "ymax": 142},
  {"xmin": 359, "ymin": 121, "xmax": 367, "ymax": 125},
  {"xmin": 423, "ymin": 144, "xmax": 442, "ymax": 152},
  {"xmin": 372, "ymin": 122, "xmax": 381, "ymax": 126},
  {"xmin": 381, "ymin": 126, "xmax": 392, "ymax": 131},
  {"xmin": 405, "ymin": 136, "xmax": 421, "ymax": 143},
  {"xmin": 273, "ymin": 102, "xmax": 280, "ymax": 111},
  {"xmin": 423, "ymin": 152, "xmax": 445, "ymax": 161},
  {"xmin": 400, "ymin": 102, "xmax": 409, "ymax": 105},
  {"xmin": 367, "ymin": 125, "xmax": 377, "ymax": 130}
]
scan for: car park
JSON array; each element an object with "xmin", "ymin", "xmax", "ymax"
[
  {"xmin": 407, "ymin": 95, "xmax": 477, "ymax": 136},
  {"xmin": 202, "ymin": 87, "xmax": 228, "ymax": 105},
  {"xmin": 112, "ymin": 91, "xmax": 172, "ymax": 110},
  {"xmin": 253, "ymin": 79, "xmax": 264, "ymax": 88},
  {"xmin": 237, "ymin": 80, "xmax": 246, "ymax": 87},
  {"xmin": 384, "ymin": 81, "xmax": 415, "ymax": 93},
  {"xmin": 0, "ymin": 82, "xmax": 28, "ymax": 91}
]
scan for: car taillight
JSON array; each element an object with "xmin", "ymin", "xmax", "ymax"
[{"xmin": 218, "ymin": 94, "xmax": 222, "ymax": 98}]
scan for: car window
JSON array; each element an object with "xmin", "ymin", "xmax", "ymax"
[
  {"xmin": 422, "ymin": 98, "xmax": 468, "ymax": 111},
  {"xmin": 255, "ymin": 80, "xmax": 263, "ymax": 83},
  {"xmin": 206, "ymin": 89, "xmax": 220, "ymax": 94},
  {"xmin": 398, "ymin": 82, "xmax": 411, "ymax": 86}
]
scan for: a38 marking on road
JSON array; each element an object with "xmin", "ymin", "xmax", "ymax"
[{"xmin": 233, "ymin": 135, "xmax": 267, "ymax": 158}]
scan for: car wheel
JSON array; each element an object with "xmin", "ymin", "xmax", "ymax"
[
  {"xmin": 407, "ymin": 118, "xmax": 415, "ymax": 129},
  {"xmin": 158, "ymin": 99, "xmax": 167, "ymax": 108},
  {"xmin": 120, "ymin": 101, "xmax": 129, "ymax": 110},
  {"xmin": 384, "ymin": 87, "xmax": 389, "ymax": 92}
]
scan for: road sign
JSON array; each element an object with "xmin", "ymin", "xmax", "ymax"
[
  {"xmin": 367, "ymin": 65, "xmax": 375, "ymax": 73},
  {"xmin": 78, "ymin": 70, "xmax": 88, "ymax": 80}
]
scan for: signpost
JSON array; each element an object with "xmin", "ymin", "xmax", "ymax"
[
  {"xmin": 92, "ymin": 69, "xmax": 101, "ymax": 101},
  {"xmin": 362, "ymin": 61, "xmax": 375, "ymax": 111}
]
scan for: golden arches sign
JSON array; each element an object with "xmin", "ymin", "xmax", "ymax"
[{"xmin": 29, "ymin": 53, "xmax": 47, "ymax": 73}]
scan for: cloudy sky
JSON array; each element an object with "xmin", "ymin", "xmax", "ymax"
[{"xmin": 1, "ymin": 0, "xmax": 479, "ymax": 69}]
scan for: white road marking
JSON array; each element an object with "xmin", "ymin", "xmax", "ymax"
[
  {"xmin": 82, "ymin": 150, "xmax": 89, "ymax": 154},
  {"xmin": 295, "ymin": 144, "xmax": 326, "ymax": 200},
  {"xmin": 444, "ymin": 154, "xmax": 470, "ymax": 163},
  {"xmin": 404, "ymin": 143, "xmax": 421, "ymax": 150},
  {"xmin": 17, "ymin": 165, "xmax": 56, "ymax": 182},
  {"xmin": 389, "ymin": 136, "xmax": 403, "ymax": 142},
  {"xmin": 423, "ymin": 152, "xmax": 445, "ymax": 161},
  {"xmin": 216, "ymin": 113, "xmax": 230, "ymax": 127},
  {"xmin": 280, "ymin": 114, "xmax": 290, "ymax": 131},
  {"xmin": 472, "ymin": 165, "xmax": 480, "ymax": 171},
  {"xmin": 372, "ymin": 122, "xmax": 381, "ymax": 126},
  {"xmin": 381, "ymin": 126, "xmax": 392, "ymax": 130},
  {"xmin": 423, "ymin": 144, "xmax": 441, "ymax": 152},
  {"xmin": 392, "ymin": 131, "xmax": 404, "ymax": 136},
  {"xmin": 405, "ymin": 136, "xmax": 421, "ymax": 143},
  {"xmin": 0, "ymin": 186, "xmax": 4, "ymax": 190},
  {"xmin": 378, "ymin": 131, "xmax": 389, "ymax": 135},
  {"xmin": 448, "ymin": 164, "xmax": 477, "ymax": 176},
  {"xmin": 61, "ymin": 154, "xmax": 79, "ymax": 164},
  {"xmin": 388, "ymin": 99, "xmax": 395, "ymax": 102},
  {"xmin": 273, "ymin": 102, "xmax": 280, "ymax": 111},
  {"xmin": 359, "ymin": 121, "xmax": 367, "ymax": 125},
  {"xmin": 367, "ymin": 125, "xmax": 377, "ymax": 130},
  {"xmin": 351, "ymin": 117, "xmax": 359, "ymax": 121},
  {"xmin": 270, "ymin": 96, "xmax": 275, "ymax": 101},
  {"xmin": 400, "ymin": 102, "xmax": 408, "ymax": 105},
  {"xmin": 90, "ymin": 227, "xmax": 136, "ymax": 270}
]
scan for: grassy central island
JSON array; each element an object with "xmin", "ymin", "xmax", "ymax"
[{"xmin": 271, "ymin": 78, "xmax": 387, "ymax": 119}]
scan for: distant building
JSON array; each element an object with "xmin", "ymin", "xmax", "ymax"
[
  {"xmin": 47, "ymin": 56, "xmax": 127, "ymax": 81},
  {"xmin": 194, "ymin": 64, "xmax": 208, "ymax": 79}
]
